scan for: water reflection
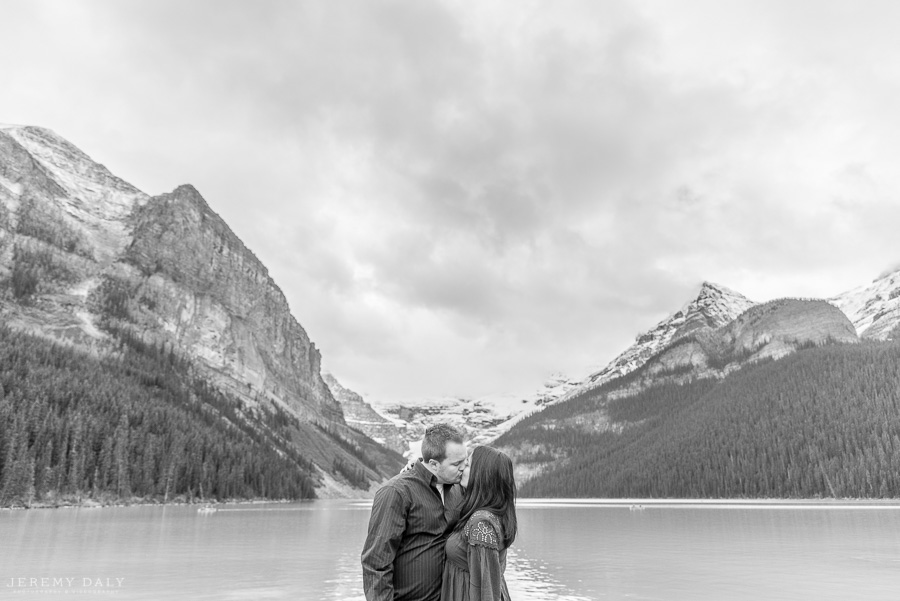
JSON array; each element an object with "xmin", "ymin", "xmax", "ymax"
[
  {"xmin": 322, "ymin": 550, "xmax": 367, "ymax": 601},
  {"xmin": 506, "ymin": 547, "xmax": 593, "ymax": 601},
  {"xmin": 3, "ymin": 500, "xmax": 900, "ymax": 600}
]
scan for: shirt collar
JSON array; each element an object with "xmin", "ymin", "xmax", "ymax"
[{"xmin": 414, "ymin": 459, "xmax": 442, "ymax": 487}]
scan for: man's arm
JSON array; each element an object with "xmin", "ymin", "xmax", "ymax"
[{"xmin": 361, "ymin": 485, "xmax": 408, "ymax": 601}]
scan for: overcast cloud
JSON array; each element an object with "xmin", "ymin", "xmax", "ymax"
[{"xmin": 3, "ymin": 0, "xmax": 900, "ymax": 401}]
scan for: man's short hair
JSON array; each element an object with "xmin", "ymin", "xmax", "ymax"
[{"xmin": 421, "ymin": 423, "xmax": 465, "ymax": 463}]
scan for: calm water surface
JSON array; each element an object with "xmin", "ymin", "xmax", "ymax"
[{"xmin": 2, "ymin": 499, "xmax": 899, "ymax": 600}]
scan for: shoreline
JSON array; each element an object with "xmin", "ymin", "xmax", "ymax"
[
  {"xmin": 515, "ymin": 497, "xmax": 900, "ymax": 507},
  {"xmin": 0, "ymin": 496, "xmax": 302, "ymax": 511},
  {"xmin": 8, "ymin": 495, "xmax": 900, "ymax": 511}
]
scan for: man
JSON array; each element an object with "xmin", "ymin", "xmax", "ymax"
[{"xmin": 362, "ymin": 423, "xmax": 468, "ymax": 601}]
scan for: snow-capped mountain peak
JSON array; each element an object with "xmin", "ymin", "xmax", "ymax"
[
  {"xmin": 331, "ymin": 272, "xmax": 900, "ymax": 457},
  {"xmin": 1, "ymin": 126, "xmax": 148, "ymax": 262},
  {"xmin": 831, "ymin": 266, "xmax": 900, "ymax": 340},
  {"xmin": 332, "ymin": 282, "xmax": 759, "ymax": 454},
  {"xmin": 576, "ymin": 281, "xmax": 756, "ymax": 392}
]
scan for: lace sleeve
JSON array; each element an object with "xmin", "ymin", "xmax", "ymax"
[
  {"xmin": 465, "ymin": 511, "xmax": 505, "ymax": 601},
  {"xmin": 465, "ymin": 511, "xmax": 503, "ymax": 550}
]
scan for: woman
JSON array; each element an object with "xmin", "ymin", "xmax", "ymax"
[{"xmin": 442, "ymin": 445, "xmax": 517, "ymax": 601}]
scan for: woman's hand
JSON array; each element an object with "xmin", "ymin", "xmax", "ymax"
[{"xmin": 399, "ymin": 457, "xmax": 422, "ymax": 474}]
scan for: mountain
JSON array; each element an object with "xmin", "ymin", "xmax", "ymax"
[
  {"xmin": 495, "ymin": 291, "xmax": 863, "ymax": 490},
  {"xmin": 322, "ymin": 372, "xmax": 407, "ymax": 454},
  {"xmin": 605, "ymin": 298, "xmax": 858, "ymax": 397},
  {"xmin": 502, "ymin": 277, "xmax": 889, "ymax": 412},
  {"xmin": 121, "ymin": 183, "xmax": 343, "ymax": 423},
  {"xmin": 328, "ymin": 373, "xmax": 584, "ymax": 459},
  {"xmin": 369, "ymin": 395, "xmax": 525, "ymax": 457},
  {"xmin": 329, "ymin": 284, "xmax": 758, "ymax": 456},
  {"xmin": 831, "ymin": 266, "xmax": 900, "ymax": 341},
  {"xmin": 307, "ymin": 262, "xmax": 900, "ymax": 490},
  {"xmin": 0, "ymin": 324, "xmax": 323, "ymax": 506},
  {"xmin": 563, "ymin": 282, "xmax": 758, "ymax": 397},
  {"xmin": 501, "ymin": 340, "xmax": 900, "ymax": 498},
  {"xmin": 0, "ymin": 124, "xmax": 402, "ymax": 505},
  {"xmin": 323, "ymin": 274, "xmax": 900, "ymax": 466},
  {"xmin": 487, "ymin": 271, "xmax": 900, "ymax": 497}
]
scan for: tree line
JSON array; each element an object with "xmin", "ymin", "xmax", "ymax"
[
  {"xmin": 0, "ymin": 324, "xmax": 318, "ymax": 507},
  {"xmin": 503, "ymin": 341, "xmax": 900, "ymax": 498}
]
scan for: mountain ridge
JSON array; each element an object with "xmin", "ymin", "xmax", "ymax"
[
  {"xmin": 338, "ymin": 276, "xmax": 900, "ymax": 457},
  {"xmin": 6, "ymin": 123, "xmax": 900, "ymax": 501},
  {"xmin": 831, "ymin": 265, "xmax": 900, "ymax": 341},
  {"xmin": 558, "ymin": 281, "xmax": 758, "ymax": 399},
  {"xmin": 505, "ymin": 340, "xmax": 900, "ymax": 498},
  {"xmin": 342, "ymin": 281, "xmax": 763, "ymax": 452},
  {"xmin": 0, "ymin": 124, "xmax": 402, "ymax": 503}
]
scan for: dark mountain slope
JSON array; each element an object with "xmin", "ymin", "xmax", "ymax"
[
  {"xmin": 502, "ymin": 340, "xmax": 900, "ymax": 498},
  {"xmin": 0, "ymin": 325, "xmax": 404, "ymax": 507}
]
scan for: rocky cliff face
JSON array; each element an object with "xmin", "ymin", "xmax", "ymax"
[
  {"xmin": 323, "ymin": 372, "xmax": 407, "ymax": 453},
  {"xmin": 554, "ymin": 282, "xmax": 757, "ymax": 401},
  {"xmin": 0, "ymin": 126, "xmax": 148, "ymax": 344},
  {"xmin": 118, "ymin": 184, "xmax": 340, "ymax": 421},
  {"xmin": 0, "ymin": 125, "xmax": 147, "ymax": 262},
  {"xmin": 324, "ymin": 274, "xmax": 893, "ymax": 455},
  {"xmin": 545, "ymin": 285, "xmax": 870, "ymax": 406},
  {"xmin": 723, "ymin": 298, "xmax": 858, "ymax": 354},
  {"xmin": 498, "ymin": 297, "xmax": 862, "ymax": 485},
  {"xmin": 633, "ymin": 298, "xmax": 858, "ymax": 387},
  {"xmin": 605, "ymin": 276, "xmax": 899, "ymax": 388},
  {"xmin": 337, "ymin": 373, "xmax": 585, "ymax": 459},
  {"xmin": 0, "ymin": 125, "xmax": 360, "ymax": 481},
  {"xmin": 353, "ymin": 274, "xmax": 895, "ymax": 456}
]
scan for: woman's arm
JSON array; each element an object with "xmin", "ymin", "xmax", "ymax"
[{"xmin": 466, "ymin": 518, "xmax": 503, "ymax": 601}]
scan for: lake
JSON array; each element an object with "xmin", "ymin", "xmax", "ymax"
[{"xmin": 2, "ymin": 499, "xmax": 899, "ymax": 600}]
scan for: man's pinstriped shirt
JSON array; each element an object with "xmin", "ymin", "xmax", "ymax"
[{"xmin": 361, "ymin": 461, "xmax": 463, "ymax": 601}]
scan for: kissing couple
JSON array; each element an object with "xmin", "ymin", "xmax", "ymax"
[{"xmin": 362, "ymin": 423, "xmax": 517, "ymax": 601}]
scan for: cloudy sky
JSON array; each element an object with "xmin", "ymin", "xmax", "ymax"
[{"xmin": 4, "ymin": 0, "xmax": 900, "ymax": 402}]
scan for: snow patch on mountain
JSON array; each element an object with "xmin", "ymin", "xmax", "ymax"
[
  {"xmin": 345, "ymin": 274, "xmax": 900, "ymax": 456},
  {"xmin": 357, "ymin": 283, "xmax": 758, "ymax": 452},
  {"xmin": 363, "ymin": 372, "xmax": 582, "ymax": 457},
  {"xmin": 4, "ymin": 126, "xmax": 148, "ymax": 261},
  {"xmin": 0, "ymin": 173, "xmax": 22, "ymax": 197},
  {"xmin": 369, "ymin": 396, "xmax": 510, "ymax": 458},
  {"xmin": 555, "ymin": 282, "xmax": 757, "ymax": 401},
  {"xmin": 831, "ymin": 266, "xmax": 900, "ymax": 340},
  {"xmin": 322, "ymin": 372, "xmax": 408, "ymax": 454}
]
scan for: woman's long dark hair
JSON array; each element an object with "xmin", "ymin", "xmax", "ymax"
[{"xmin": 455, "ymin": 446, "xmax": 517, "ymax": 547}]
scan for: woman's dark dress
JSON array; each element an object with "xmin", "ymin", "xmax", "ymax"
[{"xmin": 441, "ymin": 510, "xmax": 510, "ymax": 601}]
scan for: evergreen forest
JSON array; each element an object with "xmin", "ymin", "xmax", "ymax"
[
  {"xmin": 0, "ymin": 325, "xmax": 340, "ymax": 507},
  {"xmin": 501, "ymin": 341, "xmax": 900, "ymax": 498}
]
